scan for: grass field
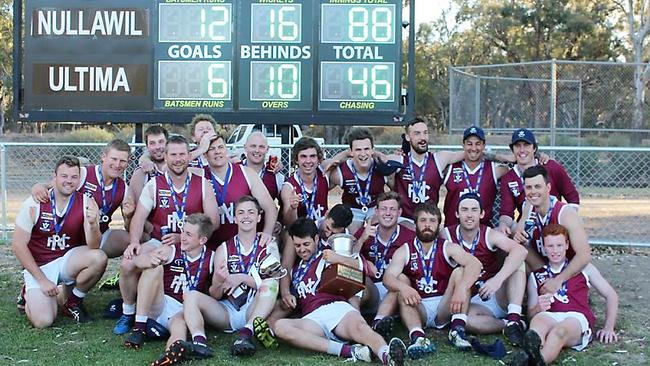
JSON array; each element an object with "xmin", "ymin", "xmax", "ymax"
[{"xmin": 0, "ymin": 242, "xmax": 648, "ymax": 366}]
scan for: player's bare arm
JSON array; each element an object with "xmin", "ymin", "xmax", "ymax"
[
  {"xmin": 83, "ymin": 196, "xmax": 102, "ymax": 249},
  {"xmin": 481, "ymin": 229, "xmax": 527, "ymax": 298},
  {"xmin": 243, "ymin": 166, "xmax": 278, "ymax": 234},
  {"xmin": 584, "ymin": 263, "xmax": 619, "ymax": 343}
]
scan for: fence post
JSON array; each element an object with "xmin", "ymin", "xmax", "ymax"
[
  {"xmin": 474, "ymin": 75, "xmax": 481, "ymax": 126},
  {"xmin": 550, "ymin": 59, "xmax": 557, "ymax": 148},
  {"xmin": 1, "ymin": 143, "xmax": 7, "ymax": 240},
  {"xmin": 448, "ymin": 66, "xmax": 453, "ymax": 135},
  {"xmin": 577, "ymin": 81, "xmax": 583, "ymax": 186}
]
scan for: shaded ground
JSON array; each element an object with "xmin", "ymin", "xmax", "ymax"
[{"xmin": 0, "ymin": 242, "xmax": 647, "ymax": 365}]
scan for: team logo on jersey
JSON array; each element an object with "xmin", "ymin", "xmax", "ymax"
[
  {"xmin": 508, "ymin": 181, "xmax": 520, "ymax": 197},
  {"xmin": 169, "ymin": 258, "xmax": 184, "ymax": 270},
  {"xmin": 409, "ymin": 253, "xmax": 419, "ymax": 271},
  {"xmin": 417, "ymin": 277, "xmax": 437, "ymax": 294},
  {"xmin": 452, "ymin": 167, "xmax": 464, "ymax": 183},
  {"xmin": 344, "ymin": 180, "xmax": 357, "ymax": 194},
  {"xmin": 84, "ymin": 182, "xmax": 98, "ymax": 193},
  {"xmin": 158, "ymin": 189, "xmax": 172, "ymax": 197},
  {"xmin": 228, "ymin": 255, "xmax": 243, "ymax": 273},
  {"xmin": 159, "ymin": 197, "xmax": 170, "ymax": 209},
  {"xmin": 39, "ymin": 220, "xmax": 52, "ymax": 232}
]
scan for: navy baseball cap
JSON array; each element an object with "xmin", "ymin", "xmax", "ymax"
[
  {"xmin": 510, "ymin": 128, "xmax": 536, "ymax": 145},
  {"xmin": 463, "ymin": 126, "xmax": 485, "ymax": 142}
]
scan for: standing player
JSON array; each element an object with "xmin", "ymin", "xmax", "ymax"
[
  {"xmin": 509, "ymin": 224, "xmax": 618, "ymax": 366},
  {"xmin": 113, "ymin": 135, "xmax": 219, "ymax": 335},
  {"xmin": 188, "ymin": 114, "xmax": 218, "ymax": 168},
  {"xmin": 123, "ymin": 213, "xmax": 215, "ymax": 351},
  {"xmin": 200, "ymin": 134, "xmax": 278, "ymax": 249},
  {"xmin": 354, "ymin": 192, "xmax": 415, "ymax": 338},
  {"xmin": 242, "ymin": 131, "xmax": 284, "ymax": 202},
  {"xmin": 383, "ymin": 203, "xmax": 483, "ymax": 358},
  {"xmin": 273, "ymin": 218, "xmax": 407, "ymax": 366},
  {"xmin": 13, "ymin": 156, "xmax": 106, "ymax": 327},
  {"xmin": 180, "ymin": 196, "xmax": 281, "ymax": 358},
  {"xmin": 443, "ymin": 126, "xmax": 510, "ymax": 227},
  {"xmin": 385, "ymin": 117, "xmax": 465, "ymax": 225},
  {"xmin": 31, "ymin": 139, "xmax": 134, "ymax": 258},
  {"xmin": 280, "ymin": 137, "xmax": 331, "ymax": 225},
  {"xmin": 498, "ymin": 128, "xmax": 579, "ymax": 235},
  {"xmin": 443, "ymin": 193, "xmax": 528, "ymax": 345},
  {"xmin": 514, "ymin": 165, "xmax": 591, "ymax": 295},
  {"xmin": 129, "ymin": 125, "xmax": 169, "ymax": 205},
  {"xmin": 330, "ymin": 127, "xmax": 387, "ymax": 233}
]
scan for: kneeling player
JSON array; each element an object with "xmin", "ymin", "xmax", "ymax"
[
  {"xmin": 123, "ymin": 213, "xmax": 214, "ymax": 352},
  {"xmin": 443, "ymin": 193, "xmax": 528, "ymax": 344},
  {"xmin": 354, "ymin": 192, "xmax": 415, "ymax": 339},
  {"xmin": 510, "ymin": 224, "xmax": 618, "ymax": 366},
  {"xmin": 180, "ymin": 196, "xmax": 280, "ymax": 358},
  {"xmin": 383, "ymin": 203, "xmax": 482, "ymax": 359},
  {"xmin": 274, "ymin": 218, "xmax": 406, "ymax": 365}
]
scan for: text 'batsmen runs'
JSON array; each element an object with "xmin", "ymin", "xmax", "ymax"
[{"xmin": 21, "ymin": 0, "xmax": 402, "ymax": 119}]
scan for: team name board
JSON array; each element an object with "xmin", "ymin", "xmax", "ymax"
[{"xmin": 19, "ymin": 0, "xmax": 402, "ymax": 123}]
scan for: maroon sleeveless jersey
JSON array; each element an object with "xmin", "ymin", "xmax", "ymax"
[
  {"xmin": 82, "ymin": 165, "xmax": 127, "ymax": 233},
  {"xmin": 532, "ymin": 265, "xmax": 595, "ymax": 329},
  {"xmin": 395, "ymin": 153, "xmax": 443, "ymax": 220},
  {"xmin": 443, "ymin": 160, "xmax": 497, "ymax": 227},
  {"xmin": 163, "ymin": 243, "xmax": 214, "ymax": 303},
  {"xmin": 355, "ymin": 224, "xmax": 415, "ymax": 282},
  {"xmin": 445, "ymin": 224, "xmax": 498, "ymax": 283},
  {"xmin": 221, "ymin": 235, "xmax": 270, "ymax": 302},
  {"xmin": 148, "ymin": 173, "xmax": 205, "ymax": 242},
  {"xmin": 204, "ymin": 164, "xmax": 252, "ymax": 247},
  {"xmin": 499, "ymin": 160, "xmax": 580, "ymax": 220},
  {"xmin": 284, "ymin": 169, "xmax": 329, "ymax": 221},
  {"xmin": 339, "ymin": 160, "xmax": 385, "ymax": 210},
  {"xmin": 29, "ymin": 191, "xmax": 87, "ymax": 266},
  {"xmin": 402, "ymin": 237, "xmax": 456, "ymax": 299},
  {"xmin": 529, "ymin": 197, "xmax": 577, "ymax": 260},
  {"xmin": 291, "ymin": 252, "xmax": 348, "ymax": 316}
]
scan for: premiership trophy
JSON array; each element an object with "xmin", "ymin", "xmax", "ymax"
[
  {"xmin": 318, "ymin": 233, "xmax": 365, "ymax": 298},
  {"xmin": 259, "ymin": 237, "xmax": 288, "ymax": 280}
]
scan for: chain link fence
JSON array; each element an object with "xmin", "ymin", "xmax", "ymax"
[
  {"xmin": 1, "ymin": 142, "xmax": 649, "ymax": 246},
  {"xmin": 449, "ymin": 60, "xmax": 650, "ymax": 146}
]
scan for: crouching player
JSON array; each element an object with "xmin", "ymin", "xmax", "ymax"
[
  {"xmin": 510, "ymin": 224, "xmax": 618, "ymax": 366},
  {"xmin": 443, "ymin": 193, "xmax": 528, "ymax": 345},
  {"xmin": 179, "ymin": 196, "xmax": 280, "ymax": 359},
  {"xmin": 354, "ymin": 192, "xmax": 416, "ymax": 339},
  {"xmin": 123, "ymin": 213, "xmax": 214, "ymax": 352},
  {"xmin": 274, "ymin": 218, "xmax": 407, "ymax": 365},
  {"xmin": 12, "ymin": 156, "xmax": 106, "ymax": 327},
  {"xmin": 383, "ymin": 203, "xmax": 483, "ymax": 359}
]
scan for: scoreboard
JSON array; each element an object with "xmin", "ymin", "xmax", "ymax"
[{"xmin": 16, "ymin": 0, "xmax": 405, "ymax": 125}]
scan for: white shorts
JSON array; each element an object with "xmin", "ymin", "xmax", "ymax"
[
  {"xmin": 218, "ymin": 299, "xmax": 253, "ymax": 332},
  {"xmin": 99, "ymin": 229, "xmax": 114, "ymax": 250},
  {"xmin": 537, "ymin": 311, "xmax": 592, "ymax": 351},
  {"xmin": 470, "ymin": 294, "xmax": 507, "ymax": 319},
  {"xmin": 421, "ymin": 296, "xmax": 447, "ymax": 329},
  {"xmin": 351, "ymin": 207, "xmax": 375, "ymax": 223},
  {"xmin": 374, "ymin": 281, "xmax": 388, "ymax": 301},
  {"xmin": 154, "ymin": 295, "xmax": 183, "ymax": 329},
  {"xmin": 23, "ymin": 246, "xmax": 81, "ymax": 291},
  {"xmin": 303, "ymin": 301, "xmax": 357, "ymax": 341},
  {"xmin": 147, "ymin": 237, "xmax": 163, "ymax": 247}
]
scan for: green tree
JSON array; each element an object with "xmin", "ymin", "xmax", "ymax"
[{"xmin": 0, "ymin": 0, "xmax": 12, "ymax": 134}]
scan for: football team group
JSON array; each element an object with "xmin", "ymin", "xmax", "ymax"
[{"xmin": 12, "ymin": 115, "xmax": 619, "ymax": 366}]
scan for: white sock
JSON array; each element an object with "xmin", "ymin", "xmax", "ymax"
[
  {"xmin": 72, "ymin": 288, "xmax": 86, "ymax": 298},
  {"xmin": 378, "ymin": 344, "xmax": 389, "ymax": 362},
  {"xmin": 451, "ymin": 313, "xmax": 468, "ymax": 322},
  {"xmin": 122, "ymin": 303, "xmax": 136, "ymax": 315},
  {"xmin": 327, "ymin": 341, "xmax": 344, "ymax": 356},
  {"xmin": 135, "ymin": 315, "xmax": 148, "ymax": 323},
  {"xmin": 508, "ymin": 304, "xmax": 522, "ymax": 315}
]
